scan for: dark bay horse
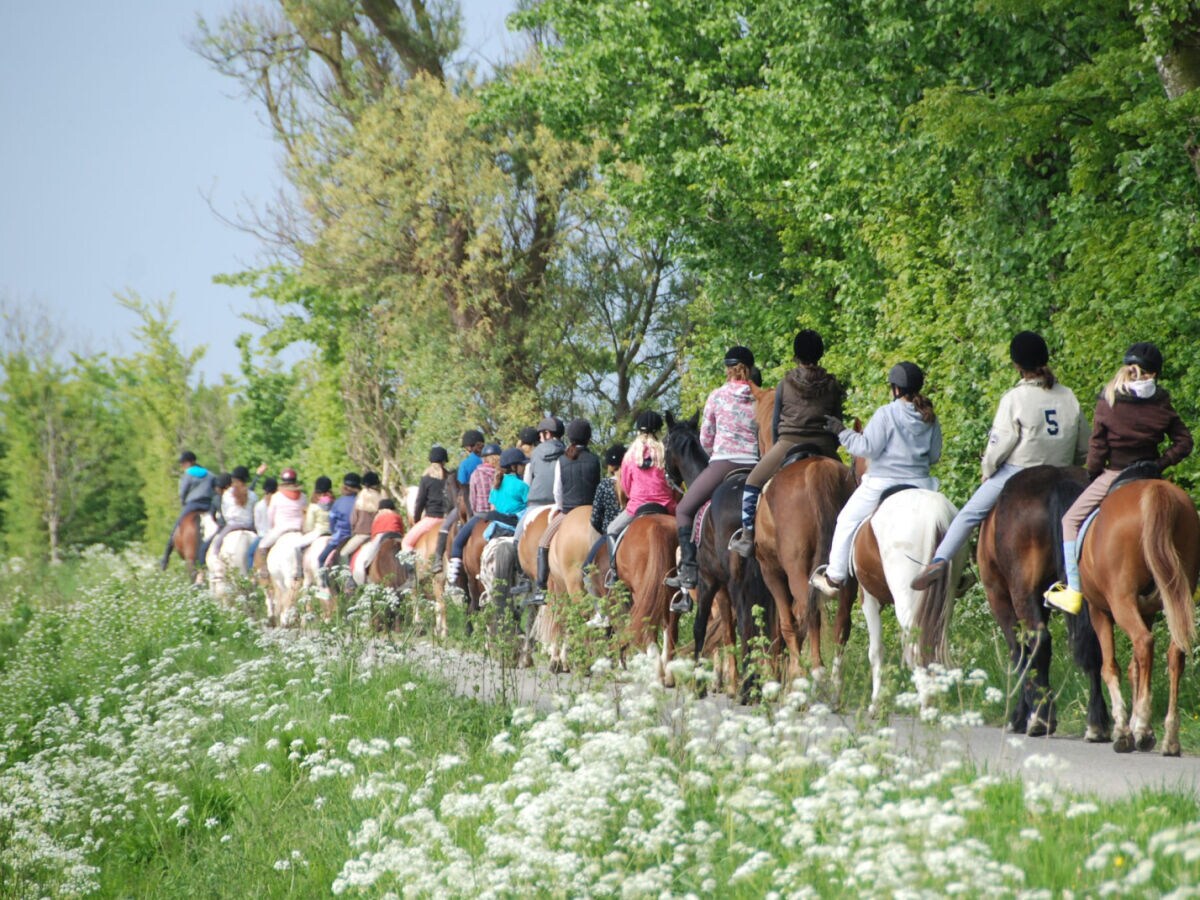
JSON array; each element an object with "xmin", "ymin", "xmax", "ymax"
[
  {"xmin": 976, "ymin": 465, "xmax": 1110, "ymax": 739},
  {"xmin": 1079, "ymin": 478, "xmax": 1200, "ymax": 755},
  {"xmin": 665, "ymin": 412, "xmax": 773, "ymax": 702}
]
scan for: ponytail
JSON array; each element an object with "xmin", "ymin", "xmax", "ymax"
[
  {"xmin": 566, "ymin": 443, "xmax": 582, "ymax": 461},
  {"xmin": 494, "ymin": 467, "xmax": 507, "ymax": 491},
  {"xmin": 910, "ymin": 393, "xmax": 937, "ymax": 423},
  {"xmin": 1019, "ymin": 365, "xmax": 1057, "ymax": 389},
  {"xmin": 727, "ymin": 362, "xmax": 752, "ymax": 383}
]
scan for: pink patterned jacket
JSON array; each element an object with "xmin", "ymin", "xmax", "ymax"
[{"xmin": 700, "ymin": 381, "xmax": 760, "ymax": 463}]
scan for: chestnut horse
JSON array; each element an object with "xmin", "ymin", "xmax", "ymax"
[
  {"xmin": 587, "ymin": 511, "xmax": 683, "ymax": 685},
  {"xmin": 168, "ymin": 511, "xmax": 211, "ymax": 583},
  {"xmin": 517, "ymin": 508, "xmax": 573, "ymax": 672},
  {"xmin": 366, "ymin": 535, "xmax": 419, "ymax": 632},
  {"xmin": 1079, "ymin": 478, "xmax": 1200, "ymax": 755},
  {"xmin": 976, "ymin": 465, "xmax": 1110, "ymax": 739},
  {"xmin": 407, "ymin": 525, "xmax": 448, "ymax": 639}
]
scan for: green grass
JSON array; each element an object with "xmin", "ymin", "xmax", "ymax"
[{"xmin": 3, "ymin": 552, "xmax": 1200, "ymax": 897}]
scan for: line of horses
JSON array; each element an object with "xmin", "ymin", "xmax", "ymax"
[{"xmin": 172, "ymin": 383, "xmax": 1200, "ymax": 757}]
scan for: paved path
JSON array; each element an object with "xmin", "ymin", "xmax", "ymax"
[{"xmin": 399, "ymin": 642, "xmax": 1200, "ymax": 801}]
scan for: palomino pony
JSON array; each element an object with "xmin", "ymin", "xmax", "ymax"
[
  {"xmin": 851, "ymin": 486, "xmax": 968, "ymax": 712},
  {"xmin": 406, "ymin": 525, "xmax": 448, "ymax": 639},
  {"xmin": 664, "ymin": 412, "xmax": 772, "ymax": 701},
  {"xmin": 1079, "ymin": 477, "xmax": 1200, "ymax": 755},
  {"xmin": 976, "ymin": 465, "xmax": 1109, "ymax": 739}
]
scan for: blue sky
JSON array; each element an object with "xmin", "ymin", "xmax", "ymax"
[{"xmin": 0, "ymin": 0, "xmax": 516, "ymax": 381}]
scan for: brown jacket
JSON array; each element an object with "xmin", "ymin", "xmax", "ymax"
[
  {"xmin": 1086, "ymin": 389, "xmax": 1192, "ymax": 477},
  {"xmin": 775, "ymin": 364, "xmax": 845, "ymax": 442}
]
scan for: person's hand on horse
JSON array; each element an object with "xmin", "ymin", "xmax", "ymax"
[
  {"xmin": 824, "ymin": 415, "xmax": 845, "ymax": 434},
  {"xmin": 257, "ymin": 463, "xmax": 268, "ymax": 475}
]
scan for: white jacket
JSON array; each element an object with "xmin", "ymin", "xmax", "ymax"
[{"xmin": 981, "ymin": 378, "xmax": 1088, "ymax": 478}]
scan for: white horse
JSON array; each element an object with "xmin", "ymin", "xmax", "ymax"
[
  {"xmin": 850, "ymin": 488, "xmax": 969, "ymax": 712},
  {"xmin": 206, "ymin": 529, "xmax": 254, "ymax": 603}
]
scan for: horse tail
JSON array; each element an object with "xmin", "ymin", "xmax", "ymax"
[
  {"xmin": 1142, "ymin": 482, "xmax": 1195, "ymax": 654},
  {"xmin": 806, "ymin": 465, "xmax": 842, "ymax": 636},
  {"xmin": 914, "ymin": 497, "xmax": 955, "ymax": 665}
]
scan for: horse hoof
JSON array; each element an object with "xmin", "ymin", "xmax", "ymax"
[
  {"xmin": 517, "ymin": 652, "xmax": 534, "ymax": 669},
  {"xmin": 1135, "ymin": 731, "xmax": 1157, "ymax": 753},
  {"xmin": 1113, "ymin": 733, "xmax": 1135, "ymax": 753},
  {"xmin": 1084, "ymin": 725, "xmax": 1112, "ymax": 744},
  {"xmin": 1004, "ymin": 720, "xmax": 1028, "ymax": 736},
  {"xmin": 549, "ymin": 659, "xmax": 564, "ymax": 675}
]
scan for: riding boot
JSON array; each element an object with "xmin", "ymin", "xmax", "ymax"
[
  {"xmin": 665, "ymin": 526, "xmax": 698, "ymax": 591},
  {"xmin": 527, "ymin": 545, "xmax": 550, "ymax": 607},
  {"xmin": 161, "ymin": 532, "xmax": 174, "ymax": 570},
  {"xmin": 431, "ymin": 530, "xmax": 449, "ymax": 573},
  {"xmin": 728, "ymin": 486, "xmax": 761, "ymax": 557}
]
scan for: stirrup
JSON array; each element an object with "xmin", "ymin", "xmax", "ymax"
[
  {"xmin": 910, "ymin": 558, "xmax": 948, "ymax": 591},
  {"xmin": 669, "ymin": 590, "xmax": 692, "ymax": 614},
  {"xmin": 522, "ymin": 589, "xmax": 546, "ymax": 608},
  {"xmin": 727, "ymin": 527, "xmax": 755, "ymax": 558},
  {"xmin": 809, "ymin": 564, "xmax": 843, "ymax": 598},
  {"xmin": 1043, "ymin": 582, "xmax": 1083, "ymax": 615}
]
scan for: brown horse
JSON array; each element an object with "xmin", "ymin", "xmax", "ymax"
[
  {"xmin": 365, "ymin": 536, "xmax": 420, "ymax": 632},
  {"xmin": 457, "ymin": 517, "xmax": 489, "ymax": 630},
  {"xmin": 588, "ymin": 512, "xmax": 683, "ymax": 684},
  {"xmin": 168, "ymin": 511, "xmax": 207, "ymax": 583},
  {"xmin": 517, "ymin": 508, "xmax": 568, "ymax": 671},
  {"xmin": 976, "ymin": 465, "xmax": 1110, "ymax": 739},
  {"xmin": 755, "ymin": 455, "xmax": 857, "ymax": 682},
  {"xmin": 408, "ymin": 525, "xmax": 448, "ymax": 639},
  {"xmin": 1080, "ymin": 478, "xmax": 1200, "ymax": 755}
]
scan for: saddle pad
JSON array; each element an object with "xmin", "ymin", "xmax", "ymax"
[
  {"xmin": 1074, "ymin": 467, "xmax": 1161, "ymax": 562},
  {"xmin": 693, "ymin": 500, "xmax": 711, "ymax": 545}
]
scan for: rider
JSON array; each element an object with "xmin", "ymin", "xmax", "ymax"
[
  {"xmin": 344, "ymin": 471, "xmax": 385, "ymax": 560},
  {"xmin": 666, "ymin": 347, "xmax": 760, "ymax": 604},
  {"xmin": 911, "ymin": 331, "xmax": 1088, "ymax": 590},
  {"xmin": 527, "ymin": 418, "xmax": 602, "ymax": 607},
  {"xmin": 445, "ymin": 448, "xmax": 530, "ymax": 588},
  {"xmin": 1044, "ymin": 342, "xmax": 1193, "ymax": 613},
  {"xmin": 162, "ymin": 450, "xmax": 216, "ymax": 570},
  {"xmin": 371, "ymin": 497, "xmax": 406, "ymax": 536},
  {"xmin": 317, "ymin": 473, "xmax": 361, "ymax": 595},
  {"xmin": 297, "ymin": 475, "xmax": 335, "ymax": 550},
  {"xmin": 254, "ymin": 468, "xmax": 307, "ymax": 576},
  {"xmin": 247, "ymin": 475, "xmax": 277, "ymax": 570},
  {"xmin": 431, "ymin": 429, "xmax": 485, "ymax": 573},
  {"xmin": 810, "ymin": 362, "xmax": 942, "ymax": 597},
  {"xmin": 609, "ymin": 411, "xmax": 676, "ymax": 537},
  {"xmin": 517, "ymin": 426, "xmax": 539, "ymax": 458},
  {"xmin": 590, "ymin": 442, "xmax": 628, "ymax": 535},
  {"xmin": 469, "ymin": 443, "xmax": 502, "ymax": 516},
  {"xmin": 515, "ymin": 416, "xmax": 565, "ymax": 542},
  {"xmin": 208, "ymin": 465, "xmax": 259, "ymax": 562},
  {"xmin": 729, "ymin": 329, "xmax": 845, "ymax": 557},
  {"xmin": 402, "ymin": 446, "xmax": 450, "ymax": 552}
]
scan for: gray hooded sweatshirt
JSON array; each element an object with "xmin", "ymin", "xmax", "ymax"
[
  {"xmin": 838, "ymin": 398, "xmax": 941, "ymax": 481},
  {"xmin": 525, "ymin": 438, "xmax": 565, "ymax": 506}
]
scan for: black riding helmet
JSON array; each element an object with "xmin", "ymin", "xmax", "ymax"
[
  {"xmin": 482, "ymin": 442, "xmax": 503, "ymax": 457},
  {"xmin": 429, "ymin": 445, "xmax": 449, "ymax": 464},
  {"xmin": 793, "ymin": 329, "xmax": 824, "ymax": 364},
  {"xmin": 461, "ymin": 429, "xmax": 484, "ymax": 448},
  {"xmin": 537, "ymin": 415, "xmax": 565, "ymax": 438},
  {"xmin": 231, "ymin": 465, "xmax": 251, "ymax": 482},
  {"xmin": 888, "ymin": 361, "xmax": 925, "ymax": 395},
  {"xmin": 604, "ymin": 443, "xmax": 626, "ymax": 468},
  {"xmin": 314, "ymin": 475, "xmax": 333, "ymax": 493},
  {"xmin": 1010, "ymin": 331, "xmax": 1049, "ymax": 370},
  {"xmin": 518, "ymin": 426, "xmax": 539, "ymax": 446},
  {"xmin": 635, "ymin": 410, "xmax": 663, "ymax": 434},
  {"xmin": 215, "ymin": 472, "xmax": 233, "ymax": 490},
  {"xmin": 499, "ymin": 448, "xmax": 528, "ymax": 469},
  {"xmin": 263, "ymin": 476, "xmax": 278, "ymax": 494},
  {"xmin": 566, "ymin": 418, "xmax": 592, "ymax": 445},
  {"xmin": 724, "ymin": 345, "xmax": 755, "ymax": 369},
  {"xmin": 362, "ymin": 471, "xmax": 381, "ymax": 489},
  {"xmin": 1124, "ymin": 342, "xmax": 1163, "ymax": 374}
]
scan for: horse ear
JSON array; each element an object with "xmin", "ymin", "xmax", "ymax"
[
  {"xmin": 665, "ymin": 410, "xmax": 677, "ymax": 429},
  {"xmin": 853, "ymin": 417, "xmax": 863, "ymax": 433},
  {"xmin": 688, "ymin": 411, "xmax": 701, "ymax": 432}
]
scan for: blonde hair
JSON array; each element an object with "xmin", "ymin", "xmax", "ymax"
[
  {"xmin": 422, "ymin": 463, "xmax": 446, "ymax": 480},
  {"xmin": 1103, "ymin": 363, "xmax": 1152, "ymax": 406},
  {"xmin": 624, "ymin": 433, "xmax": 665, "ymax": 470},
  {"xmin": 726, "ymin": 362, "xmax": 752, "ymax": 383}
]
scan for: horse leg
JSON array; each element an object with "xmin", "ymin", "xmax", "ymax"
[
  {"xmin": 831, "ymin": 580, "xmax": 854, "ymax": 706},
  {"xmin": 1113, "ymin": 604, "xmax": 1156, "ymax": 752},
  {"xmin": 1164, "ymin": 639, "xmax": 1185, "ymax": 757},
  {"xmin": 862, "ymin": 591, "xmax": 885, "ymax": 716},
  {"xmin": 987, "ymin": 592, "xmax": 1031, "ymax": 734},
  {"xmin": 1025, "ymin": 623, "xmax": 1056, "ymax": 737},
  {"xmin": 1092, "ymin": 609, "xmax": 1132, "ymax": 752},
  {"xmin": 760, "ymin": 560, "xmax": 803, "ymax": 682}
]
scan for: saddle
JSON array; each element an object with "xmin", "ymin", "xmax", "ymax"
[
  {"xmin": 877, "ymin": 483, "xmax": 919, "ymax": 504},
  {"xmin": 633, "ymin": 502, "xmax": 671, "ymax": 518},
  {"xmin": 722, "ymin": 466, "xmax": 753, "ymax": 484},
  {"xmin": 1075, "ymin": 462, "xmax": 1162, "ymax": 561},
  {"xmin": 778, "ymin": 442, "xmax": 829, "ymax": 472}
]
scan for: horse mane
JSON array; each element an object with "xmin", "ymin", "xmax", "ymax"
[{"xmin": 664, "ymin": 411, "xmax": 710, "ymax": 475}]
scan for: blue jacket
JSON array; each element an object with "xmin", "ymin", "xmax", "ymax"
[
  {"xmin": 457, "ymin": 452, "xmax": 482, "ymax": 486},
  {"xmin": 489, "ymin": 474, "xmax": 529, "ymax": 517},
  {"xmin": 179, "ymin": 465, "xmax": 215, "ymax": 509},
  {"xmin": 329, "ymin": 494, "xmax": 356, "ymax": 543}
]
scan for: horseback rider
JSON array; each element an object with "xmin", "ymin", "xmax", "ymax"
[
  {"xmin": 469, "ymin": 443, "xmax": 502, "ymax": 517},
  {"xmin": 608, "ymin": 411, "xmax": 675, "ymax": 537},
  {"xmin": 515, "ymin": 416, "xmax": 565, "ymax": 542},
  {"xmin": 446, "ymin": 448, "xmax": 530, "ymax": 588},
  {"xmin": 296, "ymin": 475, "xmax": 334, "ymax": 551},
  {"xmin": 162, "ymin": 450, "xmax": 217, "ymax": 570},
  {"xmin": 254, "ymin": 468, "xmax": 307, "ymax": 570},
  {"xmin": 317, "ymin": 472, "xmax": 361, "ymax": 595},
  {"xmin": 527, "ymin": 418, "xmax": 602, "ymax": 608},
  {"xmin": 1044, "ymin": 342, "xmax": 1193, "ymax": 613},
  {"xmin": 730, "ymin": 329, "xmax": 845, "ymax": 557},
  {"xmin": 911, "ymin": 332, "xmax": 1088, "ymax": 590},
  {"xmin": 342, "ymin": 471, "xmax": 385, "ymax": 561},
  {"xmin": 208, "ymin": 465, "xmax": 259, "ymax": 563},
  {"xmin": 666, "ymin": 347, "xmax": 761, "ymax": 602},
  {"xmin": 430, "ymin": 429, "xmax": 485, "ymax": 574},
  {"xmin": 517, "ymin": 426, "xmax": 539, "ymax": 458},
  {"xmin": 402, "ymin": 446, "xmax": 450, "ymax": 552},
  {"xmin": 590, "ymin": 442, "xmax": 627, "ymax": 536},
  {"xmin": 810, "ymin": 362, "xmax": 942, "ymax": 597}
]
